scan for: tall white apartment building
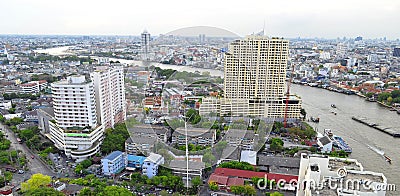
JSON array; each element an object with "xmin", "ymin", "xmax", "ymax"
[
  {"xmin": 220, "ymin": 35, "xmax": 301, "ymax": 119},
  {"xmin": 50, "ymin": 76, "xmax": 104, "ymax": 161},
  {"xmin": 91, "ymin": 66, "xmax": 126, "ymax": 129}
]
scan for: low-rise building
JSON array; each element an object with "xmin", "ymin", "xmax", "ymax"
[
  {"xmin": 142, "ymin": 153, "xmax": 164, "ymax": 178},
  {"xmin": 169, "ymin": 160, "xmax": 205, "ymax": 183},
  {"xmin": 257, "ymin": 155, "xmax": 300, "ymax": 176},
  {"xmin": 223, "ymin": 129, "xmax": 255, "ymax": 150},
  {"xmin": 101, "ymin": 151, "xmax": 126, "ymax": 176},
  {"xmin": 126, "ymin": 155, "xmax": 146, "ymax": 171},
  {"xmin": 172, "ymin": 127, "xmax": 216, "ymax": 147}
]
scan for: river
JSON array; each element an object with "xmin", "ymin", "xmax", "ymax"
[
  {"xmin": 291, "ymin": 84, "xmax": 400, "ymax": 194},
  {"xmin": 34, "ymin": 46, "xmax": 224, "ymax": 77}
]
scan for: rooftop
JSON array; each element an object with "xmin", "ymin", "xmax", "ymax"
[
  {"xmin": 169, "ymin": 160, "xmax": 205, "ymax": 170},
  {"xmin": 102, "ymin": 151, "xmax": 123, "ymax": 161},
  {"xmin": 145, "ymin": 153, "xmax": 163, "ymax": 163},
  {"xmin": 258, "ymin": 155, "xmax": 301, "ymax": 168}
]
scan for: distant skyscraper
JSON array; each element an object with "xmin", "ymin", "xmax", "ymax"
[
  {"xmin": 199, "ymin": 34, "xmax": 206, "ymax": 43},
  {"xmin": 355, "ymin": 36, "xmax": 363, "ymax": 41},
  {"xmin": 219, "ymin": 35, "xmax": 301, "ymax": 119},
  {"xmin": 393, "ymin": 47, "xmax": 400, "ymax": 57},
  {"xmin": 141, "ymin": 30, "xmax": 151, "ymax": 60}
]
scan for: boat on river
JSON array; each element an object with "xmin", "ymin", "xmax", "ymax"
[
  {"xmin": 310, "ymin": 117, "xmax": 320, "ymax": 123},
  {"xmin": 384, "ymin": 154, "xmax": 392, "ymax": 164},
  {"xmin": 331, "ymin": 104, "xmax": 336, "ymax": 108}
]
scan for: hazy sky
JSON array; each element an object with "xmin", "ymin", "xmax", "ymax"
[{"xmin": 1, "ymin": 0, "xmax": 399, "ymax": 39}]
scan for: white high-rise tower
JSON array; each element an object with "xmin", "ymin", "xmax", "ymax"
[
  {"xmin": 50, "ymin": 76, "xmax": 104, "ymax": 161},
  {"xmin": 91, "ymin": 66, "xmax": 126, "ymax": 129}
]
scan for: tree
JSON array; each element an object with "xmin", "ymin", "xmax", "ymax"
[
  {"xmin": 209, "ymin": 181, "xmax": 219, "ymax": 191},
  {"xmin": 218, "ymin": 161, "xmax": 255, "ymax": 171},
  {"xmin": 0, "ymin": 171, "xmax": 13, "ymax": 186},
  {"xmin": 21, "ymin": 173, "xmax": 51, "ymax": 192},
  {"xmin": 378, "ymin": 92, "xmax": 391, "ymax": 102},
  {"xmin": 78, "ymin": 187, "xmax": 93, "ymax": 196},
  {"xmin": 270, "ymin": 138, "xmax": 284, "ymax": 152},
  {"xmin": 244, "ymin": 185, "xmax": 256, "ymax": 195},
  {"xmin": 387, "ymin": 96, "xmax": 393, "ymax": 104},
  {"xmin": 191, "ymin": 176, "xmax": 202, "ymax": 190},
  {"xmin": 99, "ymin": 186, "xmax": 133, "ymax": 196},
  {"xmin": 100, "ymin": 123, "xmax": 129, "ymax": 154},
  {"xmin": 20, "ymin": 129, "xmax": 34, "ymax": 141},
  {"xmin": 23, "ymin": 187, "xmax": 64, "ymax": 196},
  {"xmin": 230, "ymin": 185, "xmax": 246, "ymax": 195},
  {"xmin": 8, "ymin": 108, "xmax": 16, "ymax": 114}
]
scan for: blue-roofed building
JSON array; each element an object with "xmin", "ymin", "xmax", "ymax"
[
  {"xmin": 101, "ymin": 151, "xmax": 126, "ymax": 176},
  {"xmin": 126, "ymin": 155, "xmax": 146, "ymax": 171}
]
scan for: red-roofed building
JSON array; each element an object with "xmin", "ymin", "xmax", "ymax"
[
  {"xmin": 226, "ymin": 177, "xmax": 244, "ymax": 187},
  {"xmin": 208, "ymin": 174, "xmax": 244, "ymax": 191},
  {"xmin": 208, "ymin": 173, "xmax": 228, "ymax": 186}
]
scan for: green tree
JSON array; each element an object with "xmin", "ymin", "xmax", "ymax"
[
  {"xmin": 209, "ymin": 181, "xmax": 219, "ymax": 191},
  {"xmin": 231, "ymin": 185, "xmax": 246, "ymax": 195},
  {"xmin": 23, "ymin": 187, "xmax": 64, "ymax": 196},
  {"xmin": 191, "ymin": 176, "xmax": 202, "ymax": 190},
  {"xmin": 270, "ymin": 138, "xmax": 284, "ymax": 152},
  {"xmin": 365, "ymin": 92, "xmax": 374, "ymax": 98},
  {"xmin": 391, "ymin": 90, "xmax": 400, "ymax": 98},
  {"xmin": 100, "ymin": 123, "xmax": 129, "ymax": 154},
  {"xmin": 218, "ymin": 161, "xmax": 255, "ymax": 171},
  {"xmin": 244, "ymin": 185, "xmax": 256, "ymax": 195},
  {"xmin": 387, "ymin": 96, "xmax": 393, "ymax": 104},
  {"xmin": 21, "ymin": 173, "xmax": 51, "ymax": 192},
  {"xmin": 0, "ymin": 171, "xmax": 13, "ymax": 186},
  {"xmin": 99, "ymin": 186, "xmax": 133, "ymax": 196},
  {"xmin": 20, "ymin": 129, "xmax": 34, "ymax": 141},
  {"xmin": 8, "ymin": 108, "xmax": 16, "ymax": 114},
  {"xmin": 78, "ymin": 187, "xmax": 93, "ymax": 196},
  {"xmin": 378, "ymin": 92, "xmax": 391, "ymax": 102}
]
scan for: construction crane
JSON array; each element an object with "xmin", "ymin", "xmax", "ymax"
[{"xmin": 283, "ymin": 62, "xmax": 295, "ymax": 128}]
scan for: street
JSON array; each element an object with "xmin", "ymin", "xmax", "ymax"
[{"xmin": 0, "ymin": 123, "xmax": 56, "ymax": 186}]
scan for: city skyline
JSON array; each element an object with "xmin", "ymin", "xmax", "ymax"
[{"xmin": 1, "ymin": 0, "xmax": 400, "ymax": 39}]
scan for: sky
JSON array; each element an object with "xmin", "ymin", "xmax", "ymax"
[{"xmin": 1, "ymin": 0, "xmax": 400, "ymax": 39}]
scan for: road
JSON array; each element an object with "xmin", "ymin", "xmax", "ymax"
[{"xmin": 0, "ymin": 123, "xmax": 56, "ymax": 185}]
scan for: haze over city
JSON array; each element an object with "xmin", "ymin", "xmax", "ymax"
[{"xmin": 1, "ymin": 0, "xmax": 400, "ymax": 39}]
